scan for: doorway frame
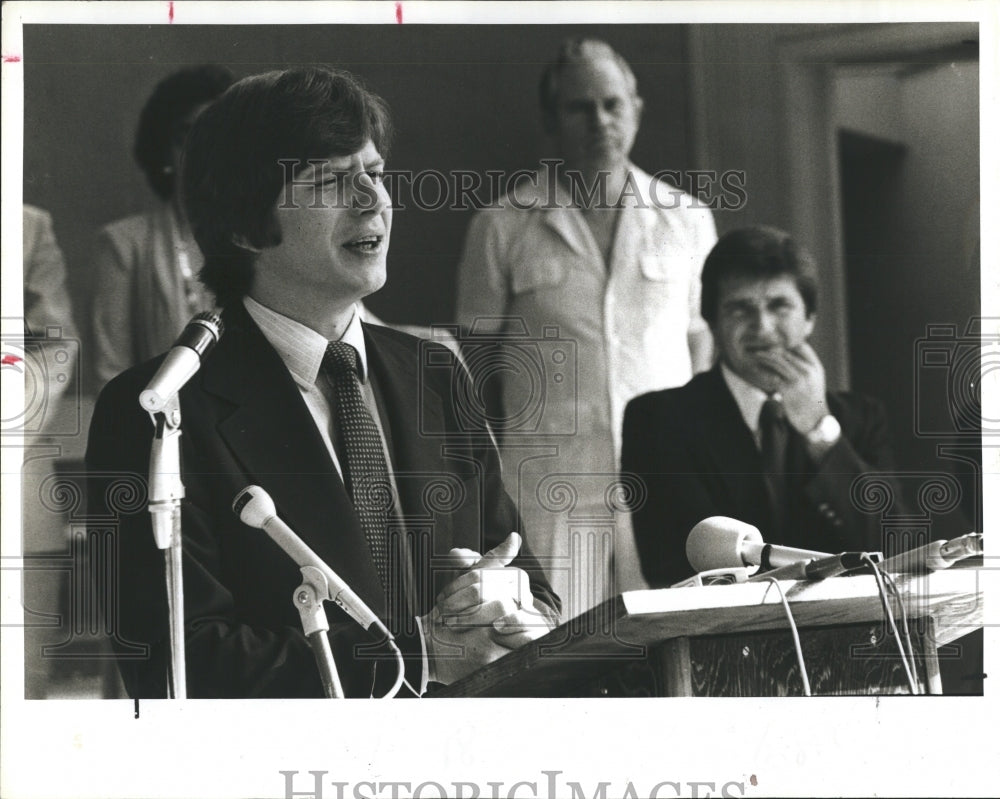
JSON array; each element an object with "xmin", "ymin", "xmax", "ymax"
[{"xmin": 776, "ymin": 22, "xmax": 978, "ymax": 389}]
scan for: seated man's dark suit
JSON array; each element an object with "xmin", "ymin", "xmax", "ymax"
[
  {"xmin": 622, "ymin": 366, "xmax": 895, "ymax": 587},
  {"xmin": 86, "ymin": 303, "xmax": 559, "ymax": 698}
]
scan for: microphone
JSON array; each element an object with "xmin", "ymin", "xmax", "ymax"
[
  {"xmin": 140, "ymin": 312, "xmax": 224, "ymax": 413},
  {"xmin": 880, "ymin": 532, "xmax": 983, "ymax": 573},
  {"xmin": 232, "ymin": 485, "xmax": 389, "ymax": 637},
  {"xmin": 686, "ymin": 516, "xmax": 834, "ymax": 575}
]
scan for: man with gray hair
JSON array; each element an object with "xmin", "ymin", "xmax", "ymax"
[{"xmin": 456, "ymin": 38, "xmax": 717, "ymax": 618}]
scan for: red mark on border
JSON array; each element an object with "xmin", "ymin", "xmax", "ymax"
[
  {"xmin": 395, "ymin": 2, "xmax": 403, "ymax": 24},
  {"xmin": 3, "ymin": 55, "xmax": 22, "ymax": 63},
  {"xmin": 168, "ymin": 1, "xmax": 174, "ymax": 23},
  {"xmin": 2, "ymin": 355, "xmax": 22, "ymax": 365}
]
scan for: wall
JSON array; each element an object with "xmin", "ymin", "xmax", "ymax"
[{"xmin": 833, "ymin": 69, "xmax": 904, "ymax": 143}]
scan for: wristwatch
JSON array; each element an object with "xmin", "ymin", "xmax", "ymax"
[{"xmin": 805, "ymin": 414, "xmax": 841, "ymax": 448}]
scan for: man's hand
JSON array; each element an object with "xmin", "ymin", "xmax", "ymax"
[
  {"xmin": 754, "ymin": 343, "xmax": 829, "ymax": 434},
  {"xmin": 421, "ymin": 532, "xmax": 554, "ymax": 685}
]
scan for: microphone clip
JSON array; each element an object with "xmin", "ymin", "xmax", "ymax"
[
  {"xmin": 294, "ymin": 565, "xmax": 347, "ymax": 699},
  {"xmin": 672, "ymin": 567, "xmax": 751, "ymax": 589},
  {"xmin": 294, "ymin": 566, "xmax": 334, "ymax": 637},
  {"xmin": 147, "ymin": 393, "xmax": 184, "ymax": 550}
]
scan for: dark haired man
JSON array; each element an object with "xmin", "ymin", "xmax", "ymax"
[
  {"xmin": 622, "ymin": 226, "xmax": 897, "ymax": 587},
  {"xmin": 86, "ymin": 67, "xmax": 558, "ymax": 698},
  {"xmin": 456, "ymin": 39, "xmax": 717, "ymax": 616}
]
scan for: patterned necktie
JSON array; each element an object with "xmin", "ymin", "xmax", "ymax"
[
  {"xmin": 759, "ymin": 397, "xmax": 789, "ymax": 539},
  {"xmin": 323, "ymin": 341, "xmax": 391, "ymax": 589}
]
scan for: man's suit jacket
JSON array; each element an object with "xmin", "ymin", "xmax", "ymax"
[
  {"xmin": 85, "ymin": 303, "xmax": 559, "ymax": 698},
  {"xmin": 621, "ymin": 367, "xmax": 897, "ymax": 588}
]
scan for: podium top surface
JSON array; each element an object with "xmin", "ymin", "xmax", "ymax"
[
  {"xmin": 618, "ymin": 564, "xmax": 982, "ymax": 645},
  {"xmin": 437, "ymin": 563, "xmax": 984, "ymax": 698}
]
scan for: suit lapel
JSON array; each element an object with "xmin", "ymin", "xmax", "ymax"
[
  {"xmin": 696, "ymin": 368, "xmax": 763, "ymax": 479},
  {"xmin": 689, "ymin": 368, "xmax": 782, "ymax": 533},
  {"xmin": 363, "ymin": 325, "xmax": 454, "ymax": 549},
  {"xmin": 202, "ymin": 304, "xmax": 387, "ymax": 616}
]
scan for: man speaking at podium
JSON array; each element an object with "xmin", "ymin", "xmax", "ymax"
[
  {"xmin": 623, "ymin": 226, "xmax": 899, "ymax": 587},
  {"xmin": 86, "ymin": 67, "xmax": 558, "ymax": 698}
]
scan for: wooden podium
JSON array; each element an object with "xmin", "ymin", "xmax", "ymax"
[{"xmin": 437, "ymin": 565, "xmax": 984, "ymax": 697}]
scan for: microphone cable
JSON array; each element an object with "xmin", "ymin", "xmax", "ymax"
[
  {"xmin": 382, "ymin": 638, "xmax": 407, "ymax": 699},
  {"xmin": 879, "ymin": 566, "xmax": 920, "ymax": 689},
  {"xmin": 862, "ymin": 553, "xmax": 918, "ymax": 694},
  {"xmin": 760, "ymin": 576, "xmax": 811, "ymax": 697}
]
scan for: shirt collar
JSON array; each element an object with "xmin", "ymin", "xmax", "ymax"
[
  {"xmin": 243, "ymin": 295, "xmax": 370, "ymax": 388},
  {"xmin": 720, "ymin": 361, "xmax": 772, "ymax": 436},
  {"xmin": 518, "ymin": 161, "xmax": 648, "ymax": 257}
]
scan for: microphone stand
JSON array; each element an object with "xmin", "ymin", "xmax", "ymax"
[
  {"xmin": 293, "ymin": 566, "xmax": 345, "ymax": 698},
  {"xmin": 147, "ymin": 395, "xmax": 186, "ymax": 699}
]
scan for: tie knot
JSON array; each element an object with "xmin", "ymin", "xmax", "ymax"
[{"xmin": 324, "ymin": 341, "xmax": 361, "ymax": 379}]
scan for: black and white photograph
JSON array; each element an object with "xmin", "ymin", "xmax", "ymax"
[{"xmin": 1, "ymin": 1, "xmax": 996, "ymax": 797}]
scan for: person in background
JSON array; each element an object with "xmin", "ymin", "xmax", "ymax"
[
  {"xmin": 455, "ymin": 38, "xmax": 717, "ymax": 616},
  {"xmin": 18, "ymin": 206, "xmax": 88, "ymax": 698},
  {"xmin": 22, "ymin": 204, "xmax": 79, "ymax": 417},
  {"xmin": 623, "ymin": 226, "xmax": 900, "ymax": 587},
  {"xmin": 90, "ymin": 65, "xmax": 233, "ymax": 390}
]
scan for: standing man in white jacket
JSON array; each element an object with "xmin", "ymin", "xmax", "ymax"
[{"xmin": 456, "ymin": 38, "xmax": 717, "ymax": 618}]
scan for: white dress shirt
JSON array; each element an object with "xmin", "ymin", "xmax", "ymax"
[{"xmin": 720, "ymin": 362, "xmax": 776, "ymax": 450}]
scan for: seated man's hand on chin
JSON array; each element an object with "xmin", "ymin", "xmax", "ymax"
[
  {"xmin": 421, "ymin": 532, "xmax": 556, "ymax": 685},
  {"xmin": 754, "ymin": 342, "xmax": 829, "ymax": 434}
]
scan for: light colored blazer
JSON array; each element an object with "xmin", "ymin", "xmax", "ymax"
[
  {"xmin": 24, "ymin": 204, "xmax": 77, "ymax": 340},
  {"xmin": 22, "ymin": 205, "xmax": 79, "ymax": 418},
  {"xmin": 90, "ymin": 203, "xmax": 212, "ymax": 389}
]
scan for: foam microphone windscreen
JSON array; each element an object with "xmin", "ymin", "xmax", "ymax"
[{"xmin": 686, "ymin": 516, "xmax": 764, "ymax": 574}]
